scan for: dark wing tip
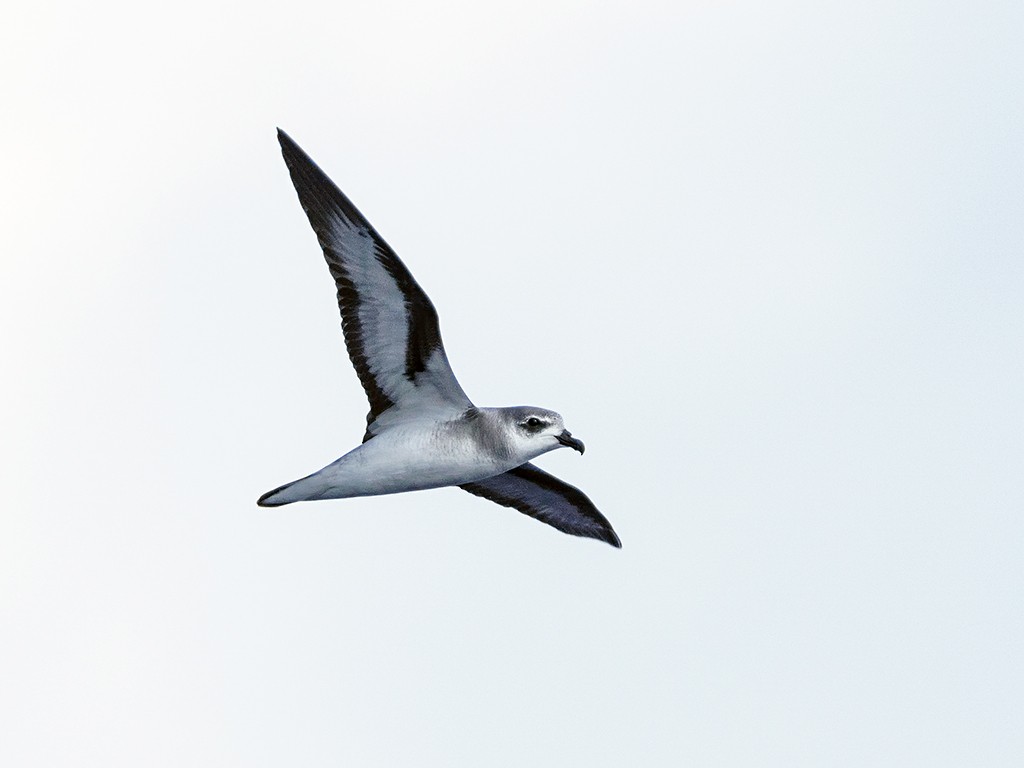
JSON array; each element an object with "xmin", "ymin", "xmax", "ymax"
[
  {"xmin": 460, "ymin": 464, "xmax": 622, "ymax": 548},
  {"xmin": 276, "ymin": 126, "xmax": 296, "ymax": 152},
  {"xmin": 276, "ymin": 128, "xmax": 323, "ymax": 185},
  {"xmin": 273, "ymin": 128, "xmax": 383, "ymax": 243},
  {"xmin": 575, "ymin": 517, "xmax": 621, "ymax": 548},
  {"xmin": 277, "ymin": 128, "xmax": 312, "ymax": 172}
]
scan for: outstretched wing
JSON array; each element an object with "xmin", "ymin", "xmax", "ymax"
[
  {"xmin": 277, "ymin": 129, "xmax": 472, "ymax": 439},
  {"xmin": 460, "ymin": 463, "xmax": 621, "ymax": 547}
]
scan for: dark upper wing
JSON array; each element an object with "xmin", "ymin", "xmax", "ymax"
[
  {"xmin": 277, "ymin": 129, "xmax": 472, "ymax": 438},
  {"xmin": 460, "ymin": 463, "xmax": 621, "ymax": 548}
]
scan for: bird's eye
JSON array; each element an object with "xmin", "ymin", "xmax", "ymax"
[{"xmin": 525, "ymin": 417, "xmax": 543, "ymax": 429}]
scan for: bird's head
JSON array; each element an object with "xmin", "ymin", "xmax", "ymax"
[{"xmin": 501, "ymin": 406, "xmax": 585, "ymax": 459}]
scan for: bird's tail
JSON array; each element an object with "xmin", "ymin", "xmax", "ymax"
[{"xmin": 257, "ymin": 470, "xmax": 332, "ymax": 507}]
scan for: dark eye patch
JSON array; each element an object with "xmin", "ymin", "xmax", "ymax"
[{"xmin": 523, "ymin": 417, "xmax": 544, "ymax": 431}]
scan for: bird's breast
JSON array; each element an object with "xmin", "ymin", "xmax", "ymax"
[{"xmin": 324, "ymin": 421, "xmax": 516, "ymax": 496}]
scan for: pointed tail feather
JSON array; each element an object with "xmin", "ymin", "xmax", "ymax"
[
  {"xmin": 257, "ymin": 471, "xmax": 331, "ymax": 507},
  {"xmin": 257, "ymin": 480, "xmax": 297, "ymax": 507}
]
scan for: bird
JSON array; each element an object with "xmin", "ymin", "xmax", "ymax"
[{"xmin": 257, "ymin": 130, "xmax": 621, "ymax": 548}]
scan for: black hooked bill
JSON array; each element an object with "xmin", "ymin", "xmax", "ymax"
[{"xmin": 556, "ymin": 430, "xmax": 585, "ymax": 454}]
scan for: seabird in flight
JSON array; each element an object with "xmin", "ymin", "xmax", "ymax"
[{"xmin": 258, "ymin": 130, "xmax": 621, "ymax": 548}]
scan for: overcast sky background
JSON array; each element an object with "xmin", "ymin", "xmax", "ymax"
[{"xmin": 3, "ymin": 1, "xmax": 1023, "ymax": 765}]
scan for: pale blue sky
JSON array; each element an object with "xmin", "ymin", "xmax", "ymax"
[{"xmin": 2, "ymin": 1, "xmax": 1022, "ymax": 765}]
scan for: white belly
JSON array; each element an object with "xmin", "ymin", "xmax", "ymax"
[{"xmin": 313, "ymin": 422, "xmax": 512, "ymax": 498}]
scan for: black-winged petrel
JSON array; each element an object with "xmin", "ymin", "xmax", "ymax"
[{"xmin": 258, "ymin": 130, "xmax": 621, "ymax": 548}]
